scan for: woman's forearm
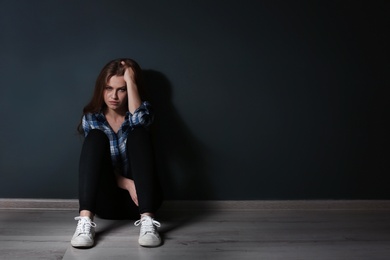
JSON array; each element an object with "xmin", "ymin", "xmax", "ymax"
[
  {"xmin": 121, "ymin": 61, "xmax": 142, "ymax": 114},
  {"xmin": 127, "ymin": 81, "xmax": 141, "ymax": 114}
]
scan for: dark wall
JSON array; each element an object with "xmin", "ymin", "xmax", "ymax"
[{"xmin": 0, "ymin": 1, "xmax": 388, "ymax": 200}]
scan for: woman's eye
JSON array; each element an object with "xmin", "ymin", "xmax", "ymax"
[
  {"xmin": 119, "ymin": 88, "xmax": 127, "ymax": 92},
  {"xmin": 105, "ymin": 86, "xmax": 112, "ymax": 90}
]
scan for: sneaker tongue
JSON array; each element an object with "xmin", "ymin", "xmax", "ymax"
[{"xmin": 142, "ymin": 217, "xmax": 153, "ymax": 225}]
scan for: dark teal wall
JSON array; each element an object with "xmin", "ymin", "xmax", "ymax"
[{"xmin": 0, "ymin": 1, "xmax": 388, "ymax": 199}]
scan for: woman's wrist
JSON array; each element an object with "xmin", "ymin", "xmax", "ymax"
[{"xmin": 126, "ymin": 80, "xmax": 137, "ymax": 89}]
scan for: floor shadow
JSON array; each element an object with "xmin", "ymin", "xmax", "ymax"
[
  {"xmin": 157, "ymin": 205, "xmax": 217, "ymax": 238},
  {"xmin": 93, "ymin": 219, "xmax": 131, "ymax": 246}
]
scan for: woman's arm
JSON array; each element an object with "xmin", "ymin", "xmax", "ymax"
[
  {"xmin": 121, "ymin": 61, "xmax": 141, "ymax": 114},
  {"xmin": 128, "ymin": 101, "xmax": 154, "ymax": 128}
]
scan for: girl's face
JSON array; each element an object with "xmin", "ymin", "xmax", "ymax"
[{"xmin": 104, "ymin": 75, "xmax": 128, "ymax": 112}]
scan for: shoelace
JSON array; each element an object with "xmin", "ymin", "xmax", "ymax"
[
  {"xmin": 74, "ymin": 216, "xmax": 96, "ymax": 234},
  {"xmin": 134, "ymin": 217, "xmax": 161, "ymax": 235}
]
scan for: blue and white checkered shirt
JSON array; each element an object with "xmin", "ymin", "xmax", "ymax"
[{"xmin": 82, "ymin": 101, "xmax": 154, "ymax": 175}]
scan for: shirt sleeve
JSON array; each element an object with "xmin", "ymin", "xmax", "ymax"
[
  {"xmin": 128, "ymin": 101, "xmax": 154, "ymax": 128},
  {"xmin": 81, "ymin": 115, "xmax": 91, "ymax": 137}
]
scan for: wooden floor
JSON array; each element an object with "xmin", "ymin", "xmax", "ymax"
[{"xmin": 0, "ymin": 205, "xmax": 389, "ymax": 259}]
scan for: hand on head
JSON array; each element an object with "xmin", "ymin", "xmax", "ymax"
[{"xmin": 121, "ymin": 60, "xmax": 135, "ymax": 83}]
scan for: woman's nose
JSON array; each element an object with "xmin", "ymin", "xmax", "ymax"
[{"xmin": 112, "ymin": 91, "xmax": 118, "ymax": 99}]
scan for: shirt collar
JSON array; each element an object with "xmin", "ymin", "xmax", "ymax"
[
  {"xmin": 95, "ymin": 109, "xmax": 130, "ymax": 122},
  {"xmin": 95, "ymin": 110, "xmax": 106, "ymax": 123}
]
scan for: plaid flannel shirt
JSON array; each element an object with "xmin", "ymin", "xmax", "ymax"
[{"xmin": 82, "ymin": 101, "xmax": 154, "ymax": 175}]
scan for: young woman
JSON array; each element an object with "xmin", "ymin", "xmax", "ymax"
[{"xmin": 71, "ymin": 58, "xmax": 163, "ymax": 248}]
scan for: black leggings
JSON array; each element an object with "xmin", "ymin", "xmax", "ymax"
[{"xmin": 78, "ymin": 128, "xmax": 163, "ymax": 219}]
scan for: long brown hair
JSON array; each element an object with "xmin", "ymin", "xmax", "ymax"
[{"xmin": 77, "ymin": 58, "xmax": 144, "ymax": 134}]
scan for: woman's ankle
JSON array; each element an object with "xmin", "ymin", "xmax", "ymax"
[
  {"xmin": 141, "ymin": 213, "xmax": 154, "ymax": 219},
  {"xmin": 80, "ymin": 210, "xmax": 94, "ymax": 220}
]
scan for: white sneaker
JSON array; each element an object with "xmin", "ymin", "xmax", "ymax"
[
  {"xmin": 71, "ymin": 216, "xmax": 96, "ymax": 248},
  {"xmin": 134, "ymin": 216, "xmax": 162, "ymax": 247}
]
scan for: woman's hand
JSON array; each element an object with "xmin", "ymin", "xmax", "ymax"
[
  {"xmin": 128, "ymin": 179, "xmax": 139, "ymax": 206},
  {"xmin": 120, "ymin": 60, "xmax": 141, "ymax": 113},
  {"xmin": 121, "ymin": 61, "xmax": 136, "ymax": 85},
  {"xmin": 116, "ymin": 174, "xmax": 139, "ymax": 206}
]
